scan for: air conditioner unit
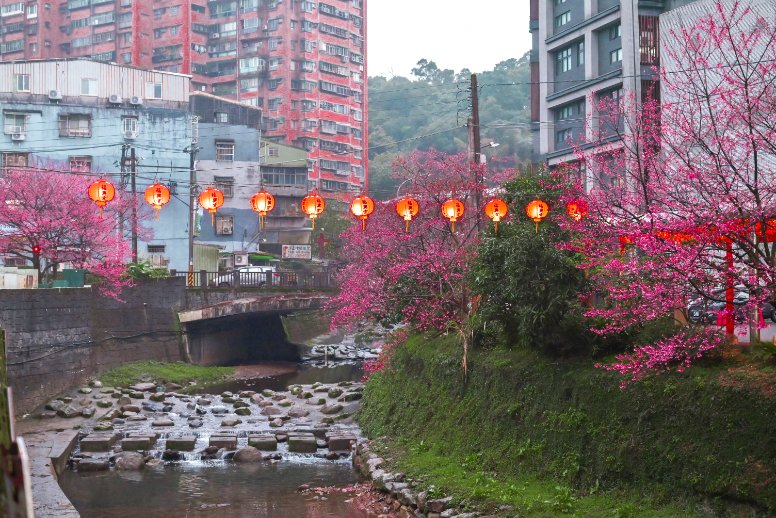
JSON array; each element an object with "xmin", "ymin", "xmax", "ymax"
[
  {"xmin": 123, "ymin": 130, "xmax": 137, "ymax": 140},
  {"xmin": 234, "ymin": 253, "xmax": 248, "ymax": 266},
  {"xmin": 211, "ymin": 32, "xmax": 220, "ymax": 38},
  {"xmin": 129, "ymin": 96, "xmax": 143, "ymax": 106},
  {"xmin": 11, "ymin": 132, "xmax": 26, "ymax": 141},
  {"xmin": 220, "ymin": 226, "xmax": 233, "ymax": 235},
  {"xmin": 48, "ymin": 89, "xmax": 62, "ymax": 100},
  {"xmin": 108, "ymin": 94, "xmax": 122, "ymax": 104}
]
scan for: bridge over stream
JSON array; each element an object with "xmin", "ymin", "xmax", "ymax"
[{"xmin": 0, "ymin": 276, "xmax": 335, "ymax": 414}]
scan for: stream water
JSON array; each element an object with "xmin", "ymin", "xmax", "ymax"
[{"xmin": 58, "ymin": 360, "xmax": 371, "ymax": 517}]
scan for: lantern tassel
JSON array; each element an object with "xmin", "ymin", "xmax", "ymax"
[
  {"xmin": 495, "ymin": 221, "xmax": 499, "ymax": 234},
  {"xmin": 451, "ymin": 221, "xmax": 455, "ymax": 233},
  {"xmin": 405, "ymin": 220, "xmax": 409, "ymax": 233},
  {"xmin": 312, "ymin": 218, "xmax": 316, "ymax": 230},
  {"xmin": 535, "ymin": 221, "xmax": 538, "ymax": 233},
  {"xmin": 99, "ymin": 206, "xmax": 103, "ymax": 219},
  {"xmin": 155, "ymin": 207, "xmax": 160, "ymax": 220},
  {"xmin": 211, "ymin": 212, "xmax": 215, "ymax": 226},
  {"xmin": 260, "ymin": 214, "xmax": 265, "ymax": 231},
  {"xmin": 361, "ymin": 219, "xmax": 366, "ymax": 231}
]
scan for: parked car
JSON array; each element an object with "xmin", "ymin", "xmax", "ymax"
[
  {"xmin": 211, "ymin": 266, "xmax": 278, "ymax": 288},
  {"xmin": 687, "ymin": 287, "xmax": 776, "ymax": 324}
]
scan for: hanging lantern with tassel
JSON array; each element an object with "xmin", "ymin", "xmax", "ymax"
[
  {"xmin": 525, "ymin": 199, "xmax": 549, "ymax": 233},
  {"xmin": 440, "ymin": 198, "xmax": 465, "ymax": 232},
  {"xmin": 198, "ymin": 187, "xmax": 224, "ymax": 225},
  {"xmin": 250, "ymin": 189, "xmax": 275, "ymax": 230},
  {"xmin": 566, "ymin": 199, "xmax": 588, "ymax": 222},
  {"xmin": 301, "ymin": 191, "xmax": 325, "ymax": 229},
  {"xmin": 87, "ymin": 178, "xmax": 116, "ymax": 218},
  {"xmin": 484, "ymin": 198, "xmax": 508, "ymax": 234},
  {"xmin": 144, "ymin": 183, "xmax": 171, "ymax": 220},
  {"xmin": 395, "ymin": 196, "xmax": 419, "ymax": 233},
  {"xmin": 350, "ymin": 195, "xmax": 375, "ymax": 231}
]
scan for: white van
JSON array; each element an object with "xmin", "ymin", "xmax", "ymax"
[{"xmin": 212, "ymin": 266, "xmax": 278, "ymax": 287}]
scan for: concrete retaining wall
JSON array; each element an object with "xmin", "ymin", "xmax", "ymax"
[{"xmin": 2, "ymin": 278, "xmax": 184, "ymax": 414}]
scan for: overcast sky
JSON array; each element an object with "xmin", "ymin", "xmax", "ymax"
[{"xmin": 367, "ymin": 1, "xmax": 532, "ymax": 78}]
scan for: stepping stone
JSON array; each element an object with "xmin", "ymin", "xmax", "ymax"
[
  {"xmin": 320, "ymin": 404, "xmax": 343, "ymax": 415},
  {"xmin": 152, "ymin": 418, "xmax": 175, "ymax": 427},
  {"xmin": 248, "ymin": 434, "xmax": 278, "ymax": 451},
  {"xmin": 80, "ymin": 433, "xmax": 120, "ymax": 452},
  {"xmin": 339, "ymin": 392, "xmax": 363, "ymax": 402},
  {"xmin": 327, "ymin": 434, "xmax": 357, "ymax": 452},
  {"xmin": 129, "ymin": 382, "xmax": 157, "ymax": 392},
  {"xmin": 78, "ymin": 459, "xmax": 110, "ymax": 472},
  {"xmin": 209, "ymin": 434, "xmax": 237, "ymax": 449},
  {"xmin": 166, "ymin": 436, "xmax": 197, "ymax": 451},
  {"xmin": 121, "ymin": 435, "xmax": 156, "ymax": 450},
  {"xmin": 288, "ymin": 433, "xmax": 318, "ymax": 453}
]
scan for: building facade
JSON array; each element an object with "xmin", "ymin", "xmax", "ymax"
[
  {"xmin": 0, "ymin": 0, "xmax": 368, "ymax": 195},
  {"xmin": 0, "ymin": 58, "xmax": 193, "ymax": 270},
  {"xmin": 529, "ymin": 0, "xmax": 698, "ymax": 179},
  {"xmin": 190, "ymin": 91, "xmax": 311, "ymax": 257}
]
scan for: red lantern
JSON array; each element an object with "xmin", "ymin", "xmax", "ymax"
[
  {"xmin": 350, "ymin": 195, "xmax": 375, "ymax": 231},
  {"xmin": 395, "ymin": 196, "xmax": 419, "ymax": 233},
  {"xmin": 301, "ymin": 191, "xmax": 325, "ymax": 229},
  {"xmin": 566, "ymin": 199, "xmax": 588, "ymax": 222},
  {"xmin": 87, "ymin": 178, "xmax": 116, "ymax": 218},
  {"xmin": 144, "ymin": 183, "xmax": 171, "ymax": 220},
  {"xmin": 525, "ymin": 199, "xmax": 549, "ymax": 233},
  {"xmin": 441, "ymin": 198, "xmax": 465, "ymax": 232},
  {"xmin": 250, "ymin": 189, "xmax": 275, "ymax": 229},
  {"xmin": 199, "ymin": 187, "xmax": 224, "ymax": 225},
  {"xmin": 484, "ymin": 198, "xmax": 509, "ymax": 234}
]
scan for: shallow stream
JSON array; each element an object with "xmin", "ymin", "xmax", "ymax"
[{"xmin": 59, "ymin": 359, "xmax": 370, "ymax": 517}]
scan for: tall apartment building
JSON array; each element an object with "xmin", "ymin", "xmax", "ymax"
[
  {"xmin": 0, "ymin": 0, "xmax": 367, "ymax": 195},
  {"xmin": 529, "ymin": 0, "xmax": 698, "ymax": 176}
]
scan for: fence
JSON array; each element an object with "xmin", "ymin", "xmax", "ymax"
[{"xmin": 169, "ymin": 269, "xmax": 336, "ymax": 289}]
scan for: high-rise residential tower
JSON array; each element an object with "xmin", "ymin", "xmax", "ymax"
[{"xmin": 0, "ymin": 0, "xmax": 367, "ymax": 194}]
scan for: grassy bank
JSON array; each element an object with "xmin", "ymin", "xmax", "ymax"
[
  {"xmin": 358, "ymin": 335, "xmax": 776, "ymax": 516},
  {"xmin": 98, "ymin": 361, "xmax": 234, "ymax": 390}
]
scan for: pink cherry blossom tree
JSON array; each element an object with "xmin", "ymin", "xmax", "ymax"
[
  {"xmin": 554, "ymin": 0, "xmax": 776, "ymax": 383},
  {"xmin": 0, "ymin": 161, "xmax": 140, "ymax": 299}
]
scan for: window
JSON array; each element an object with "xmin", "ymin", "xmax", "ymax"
[
  {"xmin": 554, "ymin": 11, "xmax": 570, "ymax": 28},
  {"xmin": 610, "ymin": 48, "xmax": 622, "ymax": 64},
  {"xmin": 554, "ymin": 0, "xmax": 566, "ymax": 4},
  {"xmin": 556, "ymin": 47, "xmax": 572, "ymax": 74},
  {"xmin": 556, "ymin": 128, "xmax": 573, "ymax": 145},
  {"xmin": 27, "ymin": 4, "xmax": 37, "ymax": 17},
  {"xmin": 216, "ymin": 141, "xmax": 235, "ymax": 161},
  {"xmin": 214, "ymin": 176, "xmax": 234, "ymax": 198},
  {"xmin": 4, "ymin": 112, "xmax": 27, "ymax": 133},
  {"xmin": 1, "ymin": 3, "xmax": 24, "ymax": 16},
  {"xmin": 145, "ymin": 81, "xmax": 162, "ymax": 99},
  {"xmin": 147, "ymin": 245, "xmax": 166, "ymax": 253},
  {"xmin": 215, "ymin": 215, "xmax": 234, "ymax": 235},
  {"xmin": 2, "ymin": 152, "xmax": 28, "ymax": 173},
  {"xmin": 68, "ymin": 156, "xmax": 92, "ymax": 172},
  {"xmin": 268, "ymin": 146, "xmax": 279, "ymax": 157},
  {"xmin": 577, "ymin": 41, "xmax": 585, "ymax": 66},
  {"xmin": 122, "ymin": 117, "xmax": 138, "ymax": 133},
  {"xmin": 609, "ymin": 23, "xmax": 621, "ymax": 40},
  {"xmin": 268, "ymin": 98, "xmax": 282, "ymax": 110},
  {"xmin": 214, "ymin": 112, "xmax": 228, "ymax": 123},
  {"xmin": 81, "ymin": 78, "xmax": 97, "ymax": 96},
  {"xmin": 13, "ymin": 73, "xmax": 29, "ymax": 92},
  {"xmin": 59, "ymin": 114, "xmax": 91, "ymax": 137}
]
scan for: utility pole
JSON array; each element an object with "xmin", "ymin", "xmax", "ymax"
[
  {"xmin": 187, "ymin": 116, "xmax": 200, "ymax": 287},
  {"xmin": 469, "ymin": 73, "xmax": 482, "ymax": 232},
  {"xmin": 130, "ymin": 147, "xmax": 138, "ymax": 263}
]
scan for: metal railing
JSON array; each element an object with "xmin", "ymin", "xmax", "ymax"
[{"xmin": 169, "ymin": 269, "xmax": 336, "ymax": 290}]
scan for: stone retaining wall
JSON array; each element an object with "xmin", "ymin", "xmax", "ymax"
[{"xmin": 2, "ymin": 278, "xmax": 184, "ymax": 414}]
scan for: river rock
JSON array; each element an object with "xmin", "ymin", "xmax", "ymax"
[
  {"xmin": 320, "ymin": 404, "xmax": 343, "ymax": 415},
  {"xmin": 221, "ymin": 391, "xmax": 234, "ymax": 398},
  {"xmin": 289, "ymin": 386, "xmax": 303, "ymax": 396},
  {"xmin": 115, "ymin": 452, "xmax": 145, "ymax": 471},
  {"xmin": 258, "ymin": 400, "xmax": 273, "ymax": 408},
  {"xmin": 78, "ymin": 387, "xmax": 93, "ymax": 394},
  {"xmin": 57, "ymin": 404, "xmax": 82, "ymax": 418},
  {"xmin": 81, "ymin": 407, "xmax": 95, "ymax": 418},
  {"xmin": 314, "ymin": 386, "xmax": 329, "ymax": 393},
  {"xmin": 96, "ymin": 399, "xmax": 114, "ymax": 409},
  {"xmin": 287, "ymin": 408, "xmax": 310, "ymax": 418},
  {"xmin": 61, "ymin": 396, "xmax": 74, "ymax": 404},
  {"xmin": 121, "ymin": 404, "xmax": 141, "ymax": 414},
  {"xmin": 250, "ymin": 394, "xmax": 264, "ymax": 404},
  {"xmin": 149, "ymin": 393, "xmax": 166, "ymax": 402},
  {"xmin": 222, "ymin": 396, "xmax": 237, "ymax": 404},
  {"xmin": 269, "ymin": 418, "xmax": 283, "ymax": 428},
  {"xmin": 239, "ymin": 391, "xmax": 255, "ymax": 398},
  {"xmin": 45, "ymin": 400, "xmax": 66, "ymax": 412},
  {"xmin": 233, "ymin": 446, "xmax": 263, "ymax": 462},
  {"xmin": 129, "ymin": 391, "xmax": 146, "ymax": 400},
  {"xmin": 197, "ymin": 398, "xmax": 212, "ymax": 406},
  {"xmin": 89, "ymin": 380, "xmax": 103, "ymax": 388},
  {"xmin": 233, "ymin": 400, "xmax": 249, "ymax": 409},
  {"xmin": 165, "ymin": 382, "xmax": 183, "ymax": 391},
  {"xmin": 261, "ymin": 389, "xmax": 275, "ymax": 397},
  {"xmin": 162, "ymin": 404, "xmax": 174, "ymax": 413},
  {"xmin": 221, "ymin": 418, "xmax": 241, "ymax": 427},
  {"xmin": 306, "ymin": 398, "xmax": 327, "ymax": 406},
  {"xmin": 235, "ymin": 407, "xmax": 251, "ymax": 416},
  {"xmin": 271, "ymin": 394, "xmax": 286, "ymax": 402},
  {"xmin": 188, "ymin": 418, "xmax": 203, "ymax": 428},
  {"xmin": 427, "ymin": 497, "xmax": 454, "ymax": 514},
  {"xmin": 117, "ymin": 396, "xmax": 132, "ymax": 406},
  {"xmin": 127, "ymin": 415, "xmax": 148, "ymax": 421},
  {"xmin": 161, "ymin": 449, "xmax": 183, "ymax": 461},
  {"xmin": 275, "ymin": 434, "xmax": 288, "ymax": 443},
  {"xmin": 339, "ymin": 392, "xmax": 363, "ymax": 402},
  {"xmin": 260, "ymin": 406, "xmax": 282, "ymax": 416},
  {"xmin": 327, "ymin": 388, "xmax": 344, "ymax": 398},
  {"xmin": 299, "ymin": 391, "xmax": 314, "ymax": 399},
  {"xmin": 196, "ymin": 406, "xmax": 208, "ymax": 416},
  {"xmin": 211, "ymin": 406, "xmax": 229, "ymax": 415},
  {"xmin": 325, "ymin": 452, "xmax": 339, "ymax": 460},
  {"xmin": 94, "ymin": 422, "xmax": 113, "ymax": 431},
  {"xmin": 152, "ymin": 418, "xmax": 175, "ymax": 427},
  {"xmin": 312, "ymin": 382, "xmax": 323, "ymax": 389},
  {"xmin": 130, "ymin": 382, "xmax": 157, "ymax": 392}
]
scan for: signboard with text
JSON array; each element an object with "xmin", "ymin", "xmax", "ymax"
[{"xmin": 282, "ymin": 245, "xmax": 312, "ymax": 260}]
